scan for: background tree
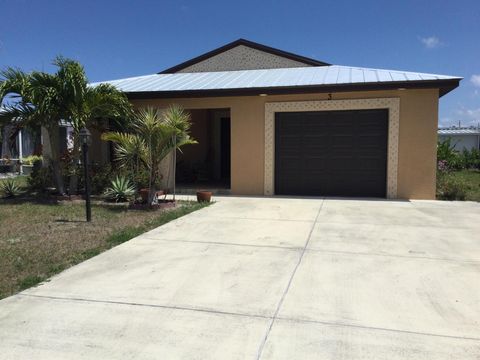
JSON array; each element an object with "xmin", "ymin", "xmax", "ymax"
[
  {"xmin": 67, "ymin": 82, "xmax": 133, "ymax": 194},
  {"xmin": 0, "ymin": 64, "xmax": 69, "ymax": 193},
  {"xmin": 0, "ymin": 57, "xmax": 132, "ymax": 195}
]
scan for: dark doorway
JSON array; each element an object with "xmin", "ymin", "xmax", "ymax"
[
  {"xmin": 176, "ymin": 109, "xmax": 231, "ymax": 189},
  {"xmin": 220, "ymin": 117, "xmax": 231, "ymax": 184},
  {"xmin": 275, "ymin": 109, "xmax": 388, "ymax": 197}
]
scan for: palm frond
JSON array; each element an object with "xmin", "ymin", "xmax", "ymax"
[
  {"xmin": 0, "ymin": 67, "xmax": 31, "ymax": 103},
  {"xmin": 102, "ymin": 131, "xmax": 147, "ymax": 168},
  {"xmin": 0, "ymin": 103, "xmax": 37, "ymax": 128}
]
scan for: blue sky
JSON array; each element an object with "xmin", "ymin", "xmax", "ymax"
[{"xmin": 1, "ymin": 0, "xmax": 479, "ymax": 127}]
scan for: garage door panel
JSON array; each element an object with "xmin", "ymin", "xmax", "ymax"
[
  {"xmin": 304, "ymin": 141, "xmax": 330, "ymax": 150},
  {"xmin": 275, "ymin": 109, "xmax": 388, "ymax": 197},
  {"xmin": 330, "ymin": 137, "xmax": 355, "ymax": 148},
  {"xmin": 304, "ymin": 160, "xmax": 329, "ymax": 171},
  {"xmin": 329, "ymin": 160, "xmax": 357, "ymax": 170},
  {"xmin": 278, "ymin": 137, "xmax": 302, "ymax": 148},
  {"xmin": 279, "ymin": 164, "xmax": 303, "ymax": 172}
]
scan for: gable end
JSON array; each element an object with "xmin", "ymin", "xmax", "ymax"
[{"xmin": 159, "ymin": 39, "xmax": 329, "ymax": 74}]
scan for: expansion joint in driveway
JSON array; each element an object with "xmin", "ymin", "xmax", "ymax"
[
  {"xmin": 18, "ymin": 293, "xmax": 272, "ymax": 321},
  {"xmin": 255, "ymin": 199, "xmax": 325, "ymax": 360},
  {"xmin": 275, "ymin": 316, "xmax": 480, "ymax": 342}
]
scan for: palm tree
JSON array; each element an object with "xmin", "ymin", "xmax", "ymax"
[
  {"xmin": 0, "ymin": 63, "xmax": 71, "ymax": 194},
  {"xmin": 0, "ymin": 56, "xmax": 132, "ymax": 195},
  {"xmin": 102, "ymin": 105, "xmax": 196, "ymax": 205},
  {"xmin": 67, "ymin": 82, "xmax": 133, "ymax": 194}
]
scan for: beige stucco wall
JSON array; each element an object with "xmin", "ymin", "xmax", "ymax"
[
  {"xmin": 131, "ymin": 88, "xmax": 439, "ymax": 199},
  {"xmin": 396, "ymin": 90, "xmax": 439, "ymax": 199}
]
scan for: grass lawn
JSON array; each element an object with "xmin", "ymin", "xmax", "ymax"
[
  {"xmin": 0, "ymin": 196, "xmax": 208, "ymax": 299},
  {"xmin": 437, "ymin": 169, "xmax": 480, "ymax": 201},
  {"xmin": 456, "ymin": 169, "xmax": 480, "ymax": 201}
]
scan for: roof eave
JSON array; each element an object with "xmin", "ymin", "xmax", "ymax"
[{"xmin": 125, "ymin": 78, "xmax": 461, "ymax": 100}]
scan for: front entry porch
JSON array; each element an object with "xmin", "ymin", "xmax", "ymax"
[{"xmin": 175, "ymin": 108, "xmax": 231, "ymax": 194}]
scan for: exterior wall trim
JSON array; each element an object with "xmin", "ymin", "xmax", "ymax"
[{"xmin": 264, "ymin": 98, "xmax": 400, "ymax": 198}]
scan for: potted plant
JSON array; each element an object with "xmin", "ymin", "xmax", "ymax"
[
  {"xmin": 196, "ymin": 190, "xmax": 213, "ymax": 203},
  {"xmin": 139, "ymin": 188, "xmax": 150, "ymax": 203},
  {"xmin": 20, "ymin": 155, "xmax": 43, "ymax": 176}
]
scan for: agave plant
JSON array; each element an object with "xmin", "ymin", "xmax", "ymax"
[
  {"xmin": 103, "ymin": 176, "xmax": 136, "ymax": 203},
  {"xmin": 0, "ymin": 178, "xmax": 22, "ymax": 198}
]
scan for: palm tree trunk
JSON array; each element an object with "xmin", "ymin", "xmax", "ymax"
[
  {"xmin": 147, "ymin": 137, "xmax": 155, "ymax": 206},
  {"xmin": 148, "ymin": 168, "xmax": 155, "ymax": 206},
  {"xmin": 68, "ymin": 134, "xmax": 81, "ymax": 195},
  {"xmin": 46, "ymin": 123, "xmax": 65, "ymax": 195}
]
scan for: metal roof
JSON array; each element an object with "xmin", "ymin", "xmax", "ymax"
[
  {"xmin": 92, "ymin": 65, "xmax": 461, "ymax": 98},
  {"xmin": 438, "ymin": 128, "xmax": 480, "ymax": 135}
]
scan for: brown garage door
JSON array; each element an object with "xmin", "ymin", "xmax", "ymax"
[{"xmin": 275, "ymin": 109, "xmax": 388, "ymax": 197}]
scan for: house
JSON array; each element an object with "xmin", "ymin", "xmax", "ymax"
[
  {"xmin": 438, "ymin": 127, "xmax": 480, "ymax": 151},
  {"xmin": 0, "ymin": 107, "xmax": 71, "ymax": 174},
  {"xmin": 0, "ymin": 106, "xmax": 41, "ymax": 173},
  {"xmin": 94, "ymin": 39, "xmax": 461, "ymax": 199}
]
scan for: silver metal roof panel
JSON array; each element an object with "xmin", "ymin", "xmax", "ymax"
[
  {"xmin": 91, "ymin": 65, "xmax": 461, "ymax": 94},
  {"xmin": 438, "ymin": 129, "xmax": 480, "ymax": 135}
]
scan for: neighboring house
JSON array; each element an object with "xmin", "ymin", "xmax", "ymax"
[
  {"xmin": 0, "ymin": 106, "xmax": 41, "ymax": 172},
  {"xmin": 0, "ymin": 106, "xmax": 73, "ymax": 173},
  {"xmin": 0, "ymin": 125, "xmax": 39, "ymax": 160},
  {"xmin": 38, "ymin": 121, "xmax": 76, "ymax": 160},
  {"xmin": 438, "ymin": 128, "xmax": 480, "ymax": 151},
  {"xmin": 0, "ymin": 124, "xmax": 40, "ymax": 173},
  {"xmin": 94, "ymin": 38, "xmax": 461, "ymax": 199}
]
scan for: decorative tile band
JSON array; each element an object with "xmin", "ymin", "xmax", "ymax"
[{"xmin": 264, "ymin": 98, "xmax": 400, "ymax": 198}]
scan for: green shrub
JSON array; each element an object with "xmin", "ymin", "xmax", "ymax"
[
  {"xmin": 437, "ymin": 139, "xmax": 480, "ymax": 170},
  {"xmin": 120, "ymin": 167, "xmax": 162, "ymax": 190},
  {"xmin": 89, "ymin": 164, "xmax": 161, "ymax": 195},
  {"xmin": 0, "ymin": 178, "xmax": 22, "ymax": 198},
  {"xmin": 129, "ymin": 167, "xmax": 152, "ymax": 189},
  {"xmin": 90, "ymin": 163, "xmax": 115, "ymax": 194},
  {"xmin": 437, "ymin": 138, "xmax": 458, "ymax": 165},
  {"xmin": 460, "ymin": 148, "xmax": 480, "ymax": 169},
  {"xmin": 437, "ymin": 173, "xmax": 468, "ymax": 200},
  {"xmin": 27, "ymin": 166, "xmax": 54, "ymax": 192},
  {"xmin": 103, "ymin": 176, "xmax": 136, "ymax": 203},
  {"xmin": 437, "ymin": 138, "xmax": 463, "ymax": 170}
]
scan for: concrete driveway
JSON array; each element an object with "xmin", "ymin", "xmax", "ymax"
[{"xmin": 1, "ymin": 197, "xmax": 479, "ymax": 359}]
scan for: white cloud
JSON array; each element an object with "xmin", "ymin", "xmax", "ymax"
[
  {"xmin": 456, "ymin": 108, "xmax": 480, "ymax": 120},
  {"xmin": 420, "ymin": 36, "xmax": 441, "ymax": 49},
  {"xmin": 470, "ymin": 74, "xmax": 480, "ymax": 87},
  {"xmin": 439, "ymin": 117, "xmax": 454, "ymax": 127},
  {"xmin": 440, "ymin": 108, "xmax": 480, "ymax": 127}
]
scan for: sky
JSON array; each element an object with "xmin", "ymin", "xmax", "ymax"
[{"xmin": 1, "ymin": 0, "xmax": 479, "ymax": 127}]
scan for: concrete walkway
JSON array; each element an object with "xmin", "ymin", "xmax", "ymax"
[{"xmin": 1, "ymin": 197, "xmax": 479, "ymax": 359}]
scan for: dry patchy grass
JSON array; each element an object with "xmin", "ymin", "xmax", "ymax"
[{"xmin": 0, "ymin": 199, "xmax": 208, "ymax": 299}]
